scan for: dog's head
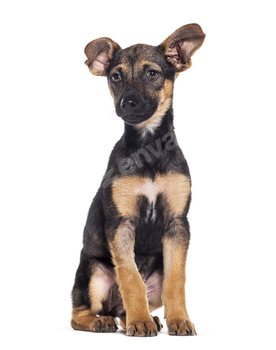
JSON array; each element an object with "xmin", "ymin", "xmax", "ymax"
[{"xmin": 84, "ymin": 24, "xmax": 205, "ymax": 131}]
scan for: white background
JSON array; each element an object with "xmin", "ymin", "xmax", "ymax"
[{"xmin": 1, "ymin": 0, "xmax": 275, "ymax": 349}]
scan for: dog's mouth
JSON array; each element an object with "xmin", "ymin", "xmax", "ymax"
[
  {"xmin": 117, "ymin": 105, "xmax": 158, "ymax": 126},
  {"xmin": 121, "ymin": 115, "xmax": 148, "ymax": 125}
]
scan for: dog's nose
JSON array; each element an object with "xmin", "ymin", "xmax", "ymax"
[{"xmin": 120, "ymin": 95, "xmax": 140, "ymax": 112}]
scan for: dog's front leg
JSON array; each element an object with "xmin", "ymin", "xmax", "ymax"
[
  {"xmin": 162, "ymin": 217, "xmax": 196, "ymax": 336},
  {"xmin": 107, "ymin": 219, "xmax": 158, "ymax": 337}
]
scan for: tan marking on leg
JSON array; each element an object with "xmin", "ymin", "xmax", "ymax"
[
  {"xmin": 163, "ymin": 234, "xmax": 188, "ymax": 320},
  {"xmin": 115, "ymin": 264, "xmax": 151, "ymax": 326},
  {"xmin": 109, "ymin": 220, "xmax": 152, "ymax": 327},
  {"xmin": 108, "ymin": 219, "xmax": 158, "ymax": 336},
  {"xmin": 162, "ymin": 234, "xmax": 188, "ymax": 318},
  {"xmin": 162, "ymin": 232, "xmax": 196, "ymax": 335},
  {"xmin": 71, "ymin": 307, "xmax": 98, "ymax": 331},
  {"xmin": 71, "ymin": 306, "xmax": 118, "ymax": 332},
  {"xmin": 158, "ymin": 173, "xmax": 191, "ymax": 330},
  {"xmin": 88, "ymin": 264, "xmax": 115, "ymax": 314}
]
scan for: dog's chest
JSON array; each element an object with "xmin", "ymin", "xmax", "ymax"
[{"xmin": 112, "ymin": 173, "xmax": 191, "ymax": 218}]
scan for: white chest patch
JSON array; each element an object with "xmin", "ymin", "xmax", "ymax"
[
  {"xmin": 135, "ymin": 179, "xmax": 162, "ymax": 221},
  {"xmin": 135, "ymin": 179, "xmax": 161, "ymax": 205}
]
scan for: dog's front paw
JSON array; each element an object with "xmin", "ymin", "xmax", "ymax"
[
  {"xmin": 126, "ymin": 321, "xmax": 158, "ymax": 337},
  {"xmin": 167, "ymin": 319, "xmax": 196, "ymax": 336}
]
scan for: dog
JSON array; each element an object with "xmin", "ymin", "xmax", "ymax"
[{"xmin": 71, "ymin": 23, "xmax": 205, "ymax": 337}]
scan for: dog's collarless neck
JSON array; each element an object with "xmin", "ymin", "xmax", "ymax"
[{"xmin": 122, "ymin": 108, "xmax": 174, "ymax": 148}]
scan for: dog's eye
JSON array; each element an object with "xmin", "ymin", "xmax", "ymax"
[
  {"xmin": 147, "ymin": 70, "xmax": 159, "ymax": 80},
  {"xmin": 111, "ymin": 73, "xmax": 121, "ymax": 83}
]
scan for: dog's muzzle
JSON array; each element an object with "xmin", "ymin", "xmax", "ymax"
[{"xmin": 116, "ymin": 90, "xmax": 153, "ymax": 125}]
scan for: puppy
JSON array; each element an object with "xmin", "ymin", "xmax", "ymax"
[{"xmin": 71, "ymin": 23, "xmax": 205, "ymax": 337}]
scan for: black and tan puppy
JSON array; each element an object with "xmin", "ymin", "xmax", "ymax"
[{"xmin": 71, "ymin": 24, "xmax": 205, "ymax": 337}]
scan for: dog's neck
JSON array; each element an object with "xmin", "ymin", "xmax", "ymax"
[{"xmin": 122, "ymin": 107, "xmax": 175, "ymax": 149}]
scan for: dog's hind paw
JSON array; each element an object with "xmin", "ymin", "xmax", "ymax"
[
  {"xmin": 152, "ymin": 315, "xmax": 163, "ymax": 332},
  {"xmin": 91, "ymin": 316, "xmax": 118, "ymax": 333}
]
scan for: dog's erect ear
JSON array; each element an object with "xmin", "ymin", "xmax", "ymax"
[
  {"xmin": 84, "ymin": 38, "xmax": 121, "ymax": 76},
  {"xmin": 158, "ymin": 24, "xmax": 205, "ymax": 72}
]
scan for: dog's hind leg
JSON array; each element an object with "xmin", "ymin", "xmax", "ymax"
[
  {"xmin": 147, "ymin": 271, "xmax": 164, "ymax": 332},
  {"xmin": 71, "ymin": 308, "xmax": 117, "ymax": 333},
  {"xmin": 71, "ymin": 255, "xmax": 118, "ymax": 332}
]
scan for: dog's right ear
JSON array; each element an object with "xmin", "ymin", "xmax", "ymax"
[
  {"xmin": 84, "ymin": 38, "xmax": 121, "ymax": 76},
  {"xmin": 158, "ymin": 24, "xmax": 205, "ymax": 72}
]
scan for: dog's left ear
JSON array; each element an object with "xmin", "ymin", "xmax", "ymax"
[
  {"xmin": 159, "ymin": 23, "xmax": 205, "ymax": 72},
  {"xmin": 84, "ymin": 38, "xmax": 121, "ymax": 76}
]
